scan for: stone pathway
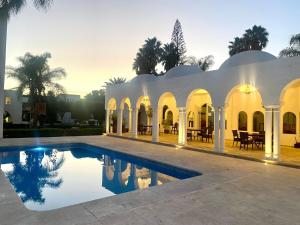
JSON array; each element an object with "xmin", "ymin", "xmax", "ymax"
[{"xmin": 0, "ymin": 135, "xmax": 300, "ymax": 225}]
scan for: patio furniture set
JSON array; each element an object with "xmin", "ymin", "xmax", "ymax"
[{"xmin": 232, "ymin": 130, "xmax": 265, "ymax": 150}]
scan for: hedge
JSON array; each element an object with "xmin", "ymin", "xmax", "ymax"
[{"xmin": 3, "ymin": 127, "xmax": 103, "ymax": 138}]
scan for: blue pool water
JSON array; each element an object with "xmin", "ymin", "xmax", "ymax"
[{"xmin": 0, "ymin": 143, "xmax": 200, "ymax": 211}]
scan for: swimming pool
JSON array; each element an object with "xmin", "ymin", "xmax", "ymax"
[{"xmin": 0, "ymin": 143, "xmax": 200, "ymax": 211}]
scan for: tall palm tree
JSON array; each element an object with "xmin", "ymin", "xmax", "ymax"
[
  {"xmin": 160, "ymin": 42, "xmax": 179, "ymax": 72},
  {"xmin": 243, "ymin": 25, "xmax": 269, "ymax": 50},
  {"xmin": 0, "ymin": 0, "xmax": 54, "ymax": 137},
  {"xmin": 228, "ymin": 37, "xmax": 247, "ymax": 56},
  {"xmin": 279, "ymin": 34, "xmax": 300, "ymax": 57},
  {"xmin": 228, "ymin": 25, "xmax": 269, "ymax": 56},
  {"xmin": 105, "ymin": 77, "xmax": 127, "ymax": 86},
  {"xmin": 133, "ymin": 37, "xmax": 162, "ymax": 75},
  {"xmin": 7, "ymin": 52, "xmax": 66, "ymax": 126}
]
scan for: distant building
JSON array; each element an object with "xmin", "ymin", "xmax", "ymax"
[
  {"xmin": 3, "ymin": 90, "xmax": 81, "ymax": 125},
  {"xmin": 58, "ymin": 94, "xmax": 81, "ymax": 102},
  {"xmin": 3, "ymin": 90, "xmax": 29, "ymax": 124}
]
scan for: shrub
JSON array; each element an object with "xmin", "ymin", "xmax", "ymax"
[{"xmin": 3, "ymin": 127, "xmax": 103, "ymax": 138}]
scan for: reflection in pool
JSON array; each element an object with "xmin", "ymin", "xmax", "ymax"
[{"xmin": 0, "ymin": 143, "xmax": 200, "ymax": 211}]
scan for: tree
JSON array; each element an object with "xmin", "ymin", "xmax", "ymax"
[
  {"xmin": 228, "ymin": 25, "xmax": 269, "ymax": 56},
  {"xmin": 160, "ymin": 42, "xmax": 180, "ymax": 72},
  {"xmin": 105, "ymin": 77, "xmax": 126, "ymax": 86},
  {"xmin": 228, "ymin": 37, "xmax": 248, "ymax": 56},
  {"xmin": 133, "ymin": 37, "xmax": 162, "ymax": 75},
  {"xmin": 0, "ymin": 1, "xmax": 54, "ymax": 136},
  {"xmin": 187, "ymin": 55, "xmax": 214, "ymax": 71},
  {"xmin": 171, "ymin": 19, "xmax": 186, "ymax": 65},
  {"xmin": 7, "ymin": 52, "xmax": 66, "ymax": 126},
  {"xmin": 279, "ymin": 34, "xmax": 300, "ymax": 57},
  {"xmin": 84, "ymin": 89, "xmax": 106, "ymax": 123}
]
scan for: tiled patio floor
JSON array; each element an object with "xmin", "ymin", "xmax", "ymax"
[
  {"xmin": 1, "ymin": 135, "xmax": 300, "ymax": 225},
  {"xmin": 121, "ymin": 132, "xmax": 300, "ymax": 165}
]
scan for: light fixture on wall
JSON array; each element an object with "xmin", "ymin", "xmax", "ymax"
[
  {"xmin": 239, "ymin": 84, "xmax": 256, "ymax": 94},
  {"xmin": 142, "ymin": 96, "xmax": 150, "ymax": 105}
]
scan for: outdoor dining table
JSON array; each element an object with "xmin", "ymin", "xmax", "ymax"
[
  {"xmin": 141, "ymin": 125, "xmax": 152, "ymax": 135},
  {"xmin": 187, "ymin": 128, "xmax": 203, "ymax": 140},
  {"xmin": 248, "ymin": 133, "xmax": 265, "ymax": 149}
]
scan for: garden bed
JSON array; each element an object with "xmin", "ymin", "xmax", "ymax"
[{"xmin": 3, "ymin": 127, "xmax": 103, "ymax": 138}]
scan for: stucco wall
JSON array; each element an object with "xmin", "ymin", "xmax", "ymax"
[
  {"xmin": 4, "ymin": 90, "xmax": 23, "ymax": 124},
  {"xmin": 106, "ymin": 51, "xmax": 300, "ymax": 146}
]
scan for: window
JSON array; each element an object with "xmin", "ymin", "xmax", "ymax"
[
  {"xmin": 5, "ymin": 97, "xmax": 12, "ymax": 105},
  {"xmin": 162, "ymin": 105, "xmax": 168, "ymax": 120},
  {"xmin": 253, "ymin": 111, "xmax": 264, "ymax": 132},
  {"xmin": 283, "ymin": 112, "xmax": 296, "ymax": 134},
  {"xmin": 200, "ymin": 104, "xmax": 214, "ymax": 129},
  {"xmin": 238, "ymin": 111, "xmax": 247, "ymax": 131}
]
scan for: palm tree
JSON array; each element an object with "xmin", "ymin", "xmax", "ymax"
[
  {"xmin": 228, "ymin": 37, "xmax": 248, "ymax": 56},
  {"xmin": 187, "ymin": 55, "xmax": 214, "ymax": 71},
  {"xmin": 133, "ymin": 37, "xmax": 162, "ymax": 75},
  {"xmin": 0, "ymin": 0, "xmax": 54, "ymax": 137},
  {"xmin": 228, "ymin": 25, "xmax": 269, "ymax": 56},
  {"xmin": 7, "ymin": 52, "xmax": 66, "ymax": 126},
  {"xmin": 105, "ymin": 77, "xmax": 127, "ymax": 86},
  {"xmin": 160, "ymin": 42, "xmax": 180, "ymax": 72},
  {"xmin": 243, "ymin": 25, "xmax": 269, "ymax": 50},
  {"xmin": 279, "ymin": 34, "xmax": 300, "ymax": 57}
]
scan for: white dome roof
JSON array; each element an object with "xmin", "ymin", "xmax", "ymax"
[
  {"xmin": 163, "ymin": 65, "xmax": 203, "ymax": 79},
  {"xmin": 219, "ymin": 51, "xmax": 277, "ymax": 70}
]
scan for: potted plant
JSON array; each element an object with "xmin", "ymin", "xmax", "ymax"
[
  {"xmin": 162, "ymin": 118, "xmax": 172, "ymax": 134},
  {"xmin": 146, "ymin": 106, "xmax": 153, "ymax": 124}
]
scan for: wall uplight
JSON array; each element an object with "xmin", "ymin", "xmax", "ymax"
[{"xmin": 239, "ymin": 85, "xmax": 256, "ymax": 94}]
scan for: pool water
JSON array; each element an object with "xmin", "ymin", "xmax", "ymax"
[{"xmin": 0, "ymin": 143, "xmax": 200, "ymax": 211}]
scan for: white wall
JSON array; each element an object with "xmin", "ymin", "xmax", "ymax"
[
  {"xmin": 225, "ymin": 88, "xmax": 264, "ymax": 139},
  {"xmin": 281, "ymin": 84, "xmax": 300, "ymax": 146},
  {"xmin": 4, "ymin": 90, "xmax": 23, "ymax": 124},
  {"xmin": 106, "ymin": 51, "xmax": 300, "ymax": 147}
]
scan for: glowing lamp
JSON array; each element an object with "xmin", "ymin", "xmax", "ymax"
[{"xmin": 239, "ymin": 85, "xmax": 256, "ymax": 94}]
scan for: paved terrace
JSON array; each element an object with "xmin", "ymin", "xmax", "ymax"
[
  {"xmin": 1, "ymin": 135, "xmax": 300, "ymax": 225},
  {"xmin": 120, "ymin": 132, "xmax": 300, "ymax": 166}
]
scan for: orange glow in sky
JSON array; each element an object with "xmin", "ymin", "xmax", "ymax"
[{"xmin": 5, "ymin": 0, "xmax": 300, "ymax": 97}]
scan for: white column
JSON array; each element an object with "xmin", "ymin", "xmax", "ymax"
[
  {"xmin": 273, "ymin": 106, "xmax": 280, "ymax": 160},
  {"xmin": 117, "ymin": 109, "xmax": 123, "ymax": 135},
  {"xmin": 0, "ymin": 16, "xmax": 8, "ymax": 139},
  {"xmin": 219, "ymin": 106, "xmax": 225, "ymax": 153},
  {"xmin": 178, "ymin": 107, "xmax": 187, "ymax": 145},
  {"xmin": 152, "ymin": 108, "xmax": 159, "ymax": 142},
  {"xmin": 265, "ymin": 107, "xmax": 272, "ymax": 159},
  {"xmin": 214, "ymin": 107, "xmax": 220, "ymax": 152},
  {"xmin": 128, "ymin": 109, "xmax": 132, "ymax": 133},
  {"xmin": 131, "ymin": 108, "xmax": 138, "ymax": 138},
  {"xmin": 105, "ymin": 109, "xmax": 110, "ymax": 134}
]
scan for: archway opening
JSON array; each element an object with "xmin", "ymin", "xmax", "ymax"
[
  {"xmin": 186, "ymin": 89, "xmax": 214, "ymax": 149},
  {"xmin": 3, "ymin": 111, "xmax": 12, "ymax": 124},
  {"xmin": 157, "ymin": 92, "xmax": 178, "ymax": 144},
  {"xmin": 107, "ymin": 98, "xmax": 117, "ymax": 133},
  {"xmin": 136, "ymin": 96, "xmax": 152, "ymax": 136},
  {"xmin": 279, "ymin": 79, "xmax": 300, "ymax": 164},
  {"xmin": 120, "ymin": 97, "xmax": 131, "ymax": 134},
  {"xmin": 225, "ymin": 84, "xmax": 265, "ymax": 155}
]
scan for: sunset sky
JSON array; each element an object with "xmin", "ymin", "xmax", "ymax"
[{"xmin": 5, "ymin": 0, "xmax": 300, "ymax": 97}]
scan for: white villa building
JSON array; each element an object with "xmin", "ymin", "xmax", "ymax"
[{"xmin": 105, "ymin": 51, "xmax": 300, "ymax": 161}]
